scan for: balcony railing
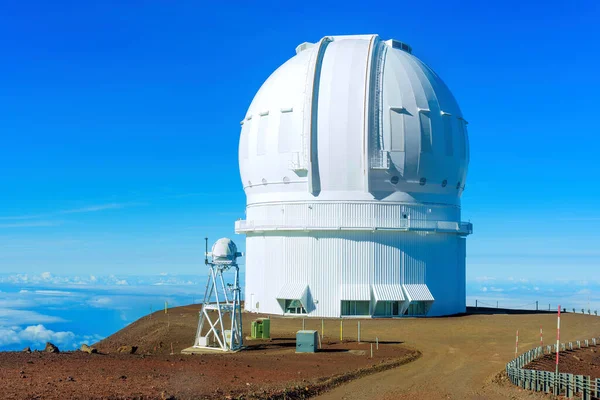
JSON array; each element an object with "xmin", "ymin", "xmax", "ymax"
[{"xmin": 235, "ymin": 219, "xmax": 472, "ymax": 235}]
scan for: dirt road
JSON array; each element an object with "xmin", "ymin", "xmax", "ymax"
[{"xmin": 309, "ymin": 313, "xmax": 600, "ymax": 399}]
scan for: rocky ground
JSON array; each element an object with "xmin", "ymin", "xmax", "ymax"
[
  {"xmin": 1, "ymin": 305, "xmax": 599, "ymax": 399},
  {"xmin": 0, "ymin": 305, "xmax": 418, "ymax": 400}
]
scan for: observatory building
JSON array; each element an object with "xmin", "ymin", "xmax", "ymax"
[{"xmin": 235, "ymin": 34, "xmax": 472, "ymax": 318}]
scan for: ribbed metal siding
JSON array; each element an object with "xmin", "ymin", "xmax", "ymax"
[
  {"xmin": 247, "ymin": 202, "xmax": 460, "ymax": 228},
  {"xmin": 341, "ymin": 284, "xmax": 371, "ymax": 301},
  {"xmin": 372, "ymin": 284, "xmax": 405, "ymax": 301},
  {"xmin": 403, "ymin": 284, "xmax": 434, "ymax": 301},
  {"xmin": 276, "ymin": 283, "xmax": 307, "ymax": 299},
  {"xmin": 244, "ymin": 230, "xmax": 464, "ymax": 317}
]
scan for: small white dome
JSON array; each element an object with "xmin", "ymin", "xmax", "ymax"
[
  {"xmin": 238, "ymin": 34, "xmax": 469, "ymax": 206},
  {"xmin": 211, "ymin": 238, "xmax": 239, "ymax": 264}
]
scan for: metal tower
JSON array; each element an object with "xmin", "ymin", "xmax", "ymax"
[{"xmin": 194, "ymin": 238, "xmax": 243, "ymax": 352}]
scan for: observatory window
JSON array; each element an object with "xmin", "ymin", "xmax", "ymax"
[
  {"xmin": 405, "ymin": 301, "xmax": 430, "ymax": 316},
  {"xmin": 442, "ymin": 114, "xmax": 453, "ymax": 156},
  {"xmin": 374, "ymin": 301, "xmax": 402, "ymax": 316},
  {"xmin": 257, "ymin": 116, "xmax": 269, "ymax": 156},
  {"xmin": 341, "ymin": 301, "xmax": 370, "ymax": 316},
  {"xmin": 284, "ymin": 299, "xmax": 306, "ymax": 315},
  {"xmin": 419, "ymin": 111, "xmax": 432, "ymax": 153}
]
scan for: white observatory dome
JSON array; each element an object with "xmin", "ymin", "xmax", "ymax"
[
  {"xmin": 211, "ymin": 238, "xmax": 239, "ymax": 264},
  {"xmin": 236, "ymin": 35, "xmax": 472, "ymax": 318}
]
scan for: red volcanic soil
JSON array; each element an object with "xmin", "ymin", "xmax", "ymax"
[
  {"xmin": 0, "ymin": 304, "xmax": 418, "ymax": 400},
  {"xmin": 526, "ymin": 346, "xmax": 600, "ymax": 379}
]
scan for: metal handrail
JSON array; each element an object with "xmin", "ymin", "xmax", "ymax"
[{"xmin": 235, "ymin": 219, "xmax": 473, "ymax": 234}]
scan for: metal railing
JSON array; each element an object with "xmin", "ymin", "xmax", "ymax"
[
  {"xmin": 235, "ymin": 219, "xmax": 473, "ymax": 234},
  {"xmin": 506, "ymin": 337, "xmax": 600, "ymax": 399}
]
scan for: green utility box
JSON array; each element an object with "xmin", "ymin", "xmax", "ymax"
[
  {"xmin": 250, "ymin": 318, "xmax": 271, "ymax": 339},
  {"xmin": 296, "ymin": 330, "xmax": 318, "ymax": 353}
]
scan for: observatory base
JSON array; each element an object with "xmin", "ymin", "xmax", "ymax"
[{"xmin": 244, "ymin": 231, "xmax": 466, "ymax": 318}]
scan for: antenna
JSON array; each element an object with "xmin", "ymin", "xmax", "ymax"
[{"xmin": 204, "ymin": 237, "xmax": 208, "ymax": 265}]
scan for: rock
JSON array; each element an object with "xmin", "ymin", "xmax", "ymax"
[
  {"xmin": 22, "ymin": 347, "xmax": 31, "ymax": 353},
  {"xmin": 66, "ymin": 376, "xmax": 74, "ymax": 382},
  {"xmin": 44, "ymin": 342, "xmax": 59, "ymax": 353},
  {"xmin": 160, "ymin": 391, "xmax": 175, "ymax": 400},
  {"xmin": 80, "ymin": 344, "xmax": 97, "ymax": 354},
  {"xmin": 117, "ymin": 345, "xmax": 138, "ymax": 354}
]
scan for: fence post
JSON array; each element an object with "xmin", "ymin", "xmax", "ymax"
[
  {"xmin": 595, "ymin": 377, "xmax": 600, "ymax": 398},
  {"xmin": 567, "ymin": 374, "xmax": 574, "ymax": 398}
]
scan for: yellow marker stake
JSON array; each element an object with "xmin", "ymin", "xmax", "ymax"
[
  {"xmin": 340, "ymin": 320, "xmax": 343, "ymax": 341},
  {"xmin": 321, "ymin": 319, "xmax": 324, "ymax": 338},
  {"xmin": 165, "ymin": 301, "xmax": 168, "ymax": 314}
]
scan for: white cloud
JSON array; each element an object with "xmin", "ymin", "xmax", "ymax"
[
  {"xmin": 115, "ymin": 280, "xmax": 128, "ymax": 286},
  {"xmin": 0, "ymin": 309, "xmax": 66, "ymax": 325},
  {"xmin": 0, "ymin": 324, "xmax": 73, "ymax": 347},
  {"xmin": 88, "ymin": 297, "xmax": 112, "ymax": 307},
  {"xmin": 481, "ymin": 287, "xmax": 488, "ymax": 292},
  {"xmin": 474, "ymin": 276, "xmax": 496, "ymax": 283},
  {"xmin": 34, "ymin": 290, "xmax": 74, "ymax": 296}
]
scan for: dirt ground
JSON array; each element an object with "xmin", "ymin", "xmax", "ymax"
[
  {"xmin": 310, "ymin": 313, "xmax": 600, "ymax": 400},
  {"xmin": 526, "ymin": 346, "xmax": 600, "ymax": 379},
  {"xmin": 0, "ymin": 341, "xmax": 415, "ymax": 400},
  {"xmin": 0, "ymin": 305, "xmax": 417, "ymax": 400},
  {"xmin": 2, "ymin": 305, "xmax": 600, "ymax": 399}
]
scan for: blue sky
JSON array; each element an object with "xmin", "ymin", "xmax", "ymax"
[{"xmin": 1, "ymin": 0, "xmax": 600, "ymax": 285}]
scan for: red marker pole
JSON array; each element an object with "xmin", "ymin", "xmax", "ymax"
[
  {"xmin": 515, "ymin": 329, "xmax": 519, "ymax": 358},
  {"xmin": 555, "ymin": 305, "xmax": 561, "ymax": 393}
]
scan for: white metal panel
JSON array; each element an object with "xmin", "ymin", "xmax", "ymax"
[
  {"xmin": 372, "ymin": 284, "xmax": 405, "ymax": 302},
  {"xmin": 341, "ymin": 284, "xmax": 371, "ymax": 301},
  {"xmin": 244, "ymin": 230, "xmax": 465, "ymax": 317},
  {"xmin": 276, "ymin": 282, "xmax": 307, "ymax": 300},
  {"xmin": 403, "ymin": 284, "xmax": 434, "ymax": 302}
]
